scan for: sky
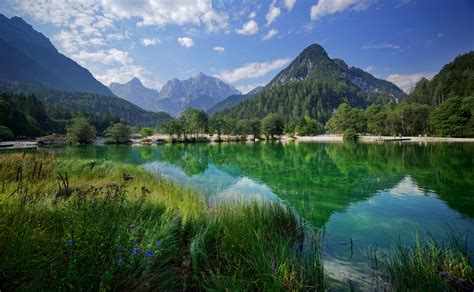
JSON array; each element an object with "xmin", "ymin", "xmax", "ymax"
[{"xmin": 1, "ymin": 0, "xmax": 473, "ymax": 93}]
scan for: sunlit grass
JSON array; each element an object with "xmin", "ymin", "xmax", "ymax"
[{"xmin": 0, "ymin": 153, "xmax": 324, "ymax": 290}]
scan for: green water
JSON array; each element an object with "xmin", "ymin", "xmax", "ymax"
[{"xmin": 22, "ymin": 142, "xmax": 474, "ymax": 279}]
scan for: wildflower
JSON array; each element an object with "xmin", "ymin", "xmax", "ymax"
[
  {"xmin": 132, "ymin": 247, "xmax": 141, "ymax": 256},
  {"xmin": 66, "ymin": 239, "xmax": 74, "ymax": 245},
  {"xmin": 154, "ymin": 240, "xmax": 162, "ymax": 246},
  {"xmin": 144, "ymin": 250, "xmax": 154, "ymax": 258},
  {"xmin": 117, "ymin": 244, "xmax": 123, "ymax": 252}
]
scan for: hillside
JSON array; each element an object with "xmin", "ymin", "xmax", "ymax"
[
  {"xmin": 218, "ymin": 44, "xmax": 405, "ymax": 123},
  {"xmin": 0, "ymin": 81, "xmax": 171, "ymax": 128},
  {"xmin": 0, "ymin": 14, "xmax": 114, "ymax": 96},
  {"xmin": 408, "ymin": 51, "xmax": 474, "ymax": 105},
  {"xmin": 207, "ymin": 86, "xmax": 264, "ymax": 115}
]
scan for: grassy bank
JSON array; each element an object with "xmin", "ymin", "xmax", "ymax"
[
  {"xmin": 0, "ymin": 153, "xmax": 323, "ymax": 291},
  {"xmin": 384, "ymin": 233, "xmax": 473, "ymax": 291}
]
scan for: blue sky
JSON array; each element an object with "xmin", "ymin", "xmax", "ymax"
[{"xmin": 1, "ymin": 0, "xmax": 473, "ymax": 93}]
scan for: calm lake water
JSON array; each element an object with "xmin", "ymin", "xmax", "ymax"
[{"xmin": 10, "ymin": 141, "xmax": 474, "ymax": 282}]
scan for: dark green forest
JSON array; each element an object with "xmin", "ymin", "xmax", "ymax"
[{"xmin": 216, "ymin": 51, "xmax": 474, "ymax": 137}]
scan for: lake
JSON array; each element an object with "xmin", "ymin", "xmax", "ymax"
[{"xmin": 18, "ymin": 141, "xmax": 474, "ymax": 282}]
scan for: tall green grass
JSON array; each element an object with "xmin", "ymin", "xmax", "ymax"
[
  {"xmin": 0, "ymin": 153, "xmax": 324, "ymax": 290},
  {"xmin": 385, "ymin": 232, "xmax": 473, "ymax": 291}
]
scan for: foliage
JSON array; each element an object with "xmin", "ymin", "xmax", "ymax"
[
  {"xmin": 0, "ymin": 92, "xmax": 57, "ymax": 137},
  {"xmin": 180, "ymin": 108, "xmax": 208, "ymax": 137},
  {"xmin": 140, "ymin": 127, "xmax": 153, "ymax": 138},
  {"xmin": 0, "ymin": 125, "xmax": 14, "ymax": 140},
  {"xmin": 0, "ymin": 154, "xmax": 325, "ymax": 291},
  {"xmin": 0, "ymin": 80, "xmax": 171, "ymax": 128},
  {"xmin": 325, "ymin": 103, "xmax": 366, "ymax": 134},
  {"xmin": 106, "ymin": 123, "xmax": 133, "ymax": 144},
  {"xmin": 161, "ymin": 119, "xmax": 184, "ymax": 139},
  {"xmin": 66, "ymin": 117, "xmax": 96, "ymax": 144},
  {"xmin": 261, "ymin": 113, "xmax": 284, "ymax": 139},
  {"xmin": 409, "ymin": 51, "xmax": 474, "ymax": 105},
  {"xmin": 430, "ymin": 96, "xmax": 474, "ymax": 137},
  {"xmin": 343, "ymin": 128, "xmax": 357, "ymax": 140}
]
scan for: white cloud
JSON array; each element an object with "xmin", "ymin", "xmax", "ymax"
[
  {"xmin": 284, "ymin": 0, "xmax": 296, "ymax": 12},
  {"xmin": 106, "ymin": 31, "xmax": 131, "ymax": 41},
  {"xmin": 213, "ymin": 46, "xmax": 225, "ymax": 53},
  {"xmin": 71, "ymin": 48, "xmax": 132, "ymax": 66},
  {"xmin": 236, "ymin": 20, "xmax": 259, "ymax": 35},
  {"xmin": 102, "ymin": 0, "xmax": 228, "ymax": 32},
  {"xmin": 365, "ymin": 65, "xmax": 375, "ymax": 74},
  {"xmin": 249, "ymin": 11, "xmax": 257, "ymax": 19},
  {"xmin": 362, "ymin": 43, "xmax": 400, "ymax": 49},
  {"xmin": 310, "ymin": 0, "xmax": 372, "ymax": 21},
  {"xmin": 237, "ymin": 83, "xmax": 265, "ymax": 94},
  {"xmin": 266, "ymin": 1, "xmax": 281, "ymax": 26},
  {"xmin": 177, "ymin": 37, "xmax": 194, "ymax": 48},
  {"xmin": 140, "ymin": 38, "xmax": 161, "ymax": 46},
  {"xmin": 95, "ymin": 64, "xmax": 162, "ymax": 90},
  {"xmin": 436, "ymin": 33, "xmax": 444, "ymax": 38},
  {"xmin": 387, "ymin": 72, "xmax": 435, "ymax": 93},
  {"xmin": 262, "ymin": 29, "xmax": 278, "ymax": 41},
  {"xmin": 215, "ymin": 58, "xmax": 290, "ymax": 83}
]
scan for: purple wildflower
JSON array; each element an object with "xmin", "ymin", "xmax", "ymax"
[
  {"xmin": 66, "ymin": 239, "xmax": 74, "ymax": 245},
  {"xmin": 144, "ymin": 250, "xmax": 154, "ymax": 258},
  {"xmin": 154, "ymin": 240, "xmax": 162, "ymax": 246},
  {"xmin": 131, "ymin": 247, "xmax": 141, "ymax": 256},
  {"xmin": 117, "ymin": 244, "xmax": 123, "ymax": 252}
]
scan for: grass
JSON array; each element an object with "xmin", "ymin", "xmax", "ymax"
[
  {"xmin": 385, "ymin": 232, "xmax": 473, "ymax": 291},
  {"xmin": 0, "ymin": 153, "xmax": 324, "ymax": 291}
]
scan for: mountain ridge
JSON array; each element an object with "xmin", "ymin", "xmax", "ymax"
[
  {"xmin": 0, "ymin": 14, "xmax": 114, "ymax": 96},
  {"xmin": 216, "ymin": 43, "xmax": 406, "ymax": 123},
  {"xmin": 109, "ymin": 73, "xmax": 241, "ymax": 116}
]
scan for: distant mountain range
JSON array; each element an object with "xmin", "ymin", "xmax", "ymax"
[
  {"xmin": 0, "ymin": 14, "xmax": 113, "ymax": 96},
  {"xmin": 0, "ymin": 15, "xmax": 170, "ymax": 127},
  {"xmin": 109, "ymin": 78, "xmax": 160, "ymax": 111},
  {"xmin": 109, "ymin": 73, "xmax": 241, "ymax": 116},
  {"xmin": 0, "ymin": 14, "xmax": 408, "ymax": 125}
]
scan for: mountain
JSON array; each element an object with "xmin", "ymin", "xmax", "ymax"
[
  {"xmin": 207, "ymin": 86, "xmax": 264, "ymax": 115},
  {"xmin": 0, "ymin": 14, "xmax": 113, "ymax": 96},
  {"xmin": 109, "ymin": 78, "xmax": 160, "ymax": 111},
  {"xmin": 218, "ymin": 44, "xmax": 406, "ymax": 123},
  {"xmin": 108, "ymin": 73, "xmax": 241, "ymax": 116},
  {"xmin": 268, "ymin": 44, "xmax": 405, "ymax": 102},
  {"xmin": 0, "ymin": 80, "xmax": 171, "ymax": 128},
  {"xmin": 157, "ymin": 73, "xmax": 241, "ymax": 116},
  {"xmin": 408, "ymin": 51, "xmax": 474, "ymax": 105}
]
